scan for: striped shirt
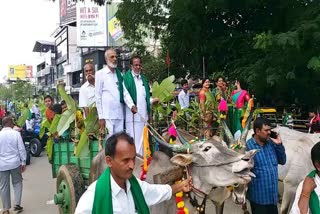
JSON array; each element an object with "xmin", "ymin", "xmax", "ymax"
[{"xmin": 246, "ymin": 137, "xmax": 286, "ymax": 205}]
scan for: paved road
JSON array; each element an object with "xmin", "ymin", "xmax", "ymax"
[
  {"xmin": 0, "ymin": 153, "xmax": 268, "ymax": 214},
  {"xmin": 0, "ymin": 153, "xmax": 57, "ymax": 214}
]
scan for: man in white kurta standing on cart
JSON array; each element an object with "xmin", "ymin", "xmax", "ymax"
[
  {"xmin": 95, "ymin": 49, "xmax": 136, "ymax": 140},
  {"xmin": 123, "ymin": 55, "xmax": 158, "ymax": 155}
]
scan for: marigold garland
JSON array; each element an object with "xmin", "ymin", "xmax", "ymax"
[
  {"xmin": 140, "ymin": 126, "xmax": 152, "ymax": 181},
  {"xmin": 175, "ymin": 180, "xmax": 189, "ymax": 214},
  {"xmin": 230, "ymin": 143, "xmax": 245, "ymax": 150}
]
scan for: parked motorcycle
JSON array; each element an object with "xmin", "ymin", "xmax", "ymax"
[{"xmin": 22, "ymin": 114, "xmax": 47, "ymax": 157}]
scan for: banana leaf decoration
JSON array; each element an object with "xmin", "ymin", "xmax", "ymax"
[
  {"xmin": 39, "ymin": 118, "xmax": 50, "ymax": 139},
  {"xmin": 84, "ymin": 106, "xmax": 99, "ymax": 136},
  {"xmin": 152, "ymin": 75, "xmax": 175, "ymax": 102},
  {"xmin": 56, "ymin": 85, "xmax": 77, "ymax": 136},
  {"xmin": 16, "ymin": 107, "xmax": 30, "ymax": 127},
  {"xmin": 42, "ymin": 85, "xmax": 77, "ymax": 160},
  {"xmin": 75, "ymin": 106, "xmax": 99, "ymax": 158},
  {"xmin": 49, "ymin": 114, "xmax": 61, "ymax": 135},
  {"xmin": 46, "ymin": 137, "xmax": 54, "ymax": 161},
  {"xmin": 38, "ymin": 99, "xmax": 47, "ymax": 117},
  {"xmin": 75, "ymin": 130, "xmax": 89, "ymax": 158},
  {"xmin": 45, "ymin": 114, "xmax": 62, "ymax": 160},
  {"xmin": 152, "ymin": 75, "xmax": 176, "ymax": 122}
]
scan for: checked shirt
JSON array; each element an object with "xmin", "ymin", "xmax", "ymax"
[{"xmin": 246, "ymin": 137, "xmax": 286, "ymax": 205}]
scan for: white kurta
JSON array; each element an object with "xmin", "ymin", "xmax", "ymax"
[
  {"xmin": 75, "ymin": 175, "xmax": 172, "ymax": 214},
  {"xmin": 125, "ymin": 72, "xmax": 149, "ymax": 155},
  {"xmin": 290, "ymin": 174, "xmax": 320, "ymax": 214},
  {"xmin": 0, "ymin": 127, "xmax": 27, "ymax": 171},
  {"xmin": 95, "ymin": 67, "xmax": 134, "ymax": 138},
  {"xmin": 79, "ymin": 81, "xmax": 95, "ymax": 108},
  {"xmin": 178, "ymin": 90, "xmax": 190, "ymax": 109}
]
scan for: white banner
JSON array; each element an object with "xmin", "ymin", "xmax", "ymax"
[{"xmin": 77, "ymin": 1, "xmax": 107, "ymax": 47}]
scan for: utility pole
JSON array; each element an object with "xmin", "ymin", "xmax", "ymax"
[{"xmin": 202, "ymin": 56, "xmax": 205, "ymax": 78}]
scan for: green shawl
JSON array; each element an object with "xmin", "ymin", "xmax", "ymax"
[
  {"xmin": 308, "ymin": 170, "xmax": 320, "ymax": 214},
  {"xmin": 123, "ymin": 70, "xmax": 151, "ymax": 113},
  {"xmin": 92, "ymin": 167, "xmax": 150, "ymax": 214},
  {"xmin": 115, "ymin": 68, "xmax": 124, "ymax": 103}
]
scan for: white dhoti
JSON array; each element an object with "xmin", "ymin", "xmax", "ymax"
[
  {"xmin": 126, "ymin": 121, "xmax": 145, "ymax": 155},
  {"xmin": 105, "ymin": 119, "xmax": 124, "ymax": 139}
]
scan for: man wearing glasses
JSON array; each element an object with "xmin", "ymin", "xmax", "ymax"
[{"xmin": 95, "ymin": 49, "xmax": 135, "ymax": 139}]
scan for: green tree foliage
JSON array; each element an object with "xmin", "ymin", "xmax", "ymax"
[
  {"xmin": 116, "ymin": 0, "xmax": 170, "ymax": 53},
  {"xmin": 0, "ymin": 80, "xmax": 34, "ymax": 102},
  {"xmin": 76, "ymin": 0, "xmax": 320, "ymax": 107},
  {"xmin": 75, "ymin": 0, "xmax": 320, "ymax": 106},
  {"xmin": 142, "ymin": 54, "xmax": 167, "ymax": 81},
  {"xmin": 0, "ymin": 85, "xmax": 13, "ymax": 100}
]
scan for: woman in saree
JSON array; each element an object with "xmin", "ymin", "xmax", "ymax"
[
  {"xmin": 212, "ymin": 76, "xmax": 226, "ymax": 102},
  {"xmin": 198, "ymin": 78, "xmax": 215, "ymax": 138},
  {"xmin": 230, "ymin": 80, "xmax": 252, "ymax": 139},
  {"xmin": 199, "ymin": 78, "xmax": 211, "ymax": 113}
]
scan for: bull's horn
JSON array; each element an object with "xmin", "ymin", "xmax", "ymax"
[
  {"xmin": 149, "ymin": 128, "xmax": 189, "ymax": 153},
  {"xmin": 240, "ymin": 110, "xmax": 254, "ymax": 145},
  {"xmin": 221, "ymin": 119, "xmax": 234, "ymax": 146},
  {"xmin": 176, "ymin": 129, "xmax": 190, "ymax": 145}
]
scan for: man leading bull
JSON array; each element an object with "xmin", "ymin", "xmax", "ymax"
[
  {"xmin": 75, "ymin": 132, "xmax": 191, "ymax": 214},
  {"xmin": 246, "ymin": 117, "xmax": 287, "ymax": 214}
]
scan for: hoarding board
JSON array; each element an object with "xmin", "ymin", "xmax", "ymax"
[
  {"xmin": 77, "ymin": 1, "xmax": 107, "ymax": 47},
  {"xmin": 107, "ymin": 2, "xmax": 125, "ymax": 46},
  {"xmin": 8, "ymin": 65, "xmax": 33, "ymax": 80},
  {"xmin": 60, "ymin": 0, "xmax": 77, "ymax": 26}
]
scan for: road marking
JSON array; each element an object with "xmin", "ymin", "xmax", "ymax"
[{"xmin": 46, "ymin": 200, "xmax": 55, "ymax": 205}]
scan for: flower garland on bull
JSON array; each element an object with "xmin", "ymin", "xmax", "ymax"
[
  {"xmin": 139, "ymin": 75, "xmax": 177, "ymax": 180},
  {"xmin": 139, "ymin": 128, "xmax": 192, "ymax": 213}
]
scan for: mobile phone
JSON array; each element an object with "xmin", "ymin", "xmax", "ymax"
[{"xmin": 270, "ymin": 131, "xmax": 278, "ymax": 139}]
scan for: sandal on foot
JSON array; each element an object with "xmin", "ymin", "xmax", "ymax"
[{"xmin": 14, "ymin": 205, "xmax": 23, "ymax": 212}]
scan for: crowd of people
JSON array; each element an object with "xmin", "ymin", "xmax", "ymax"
[{"xmin": 0, "ymin": 48, "xmax": 319, "ymax": 214}]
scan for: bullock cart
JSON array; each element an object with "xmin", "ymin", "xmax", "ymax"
[{"xmin": 51, "ymin": 139, "xmax": 101, "ymax": 214}]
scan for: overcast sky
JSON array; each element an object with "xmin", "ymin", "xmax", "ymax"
[{"xmin": 0, "ymin": 0, "xmax": 59, "ymax": 82}]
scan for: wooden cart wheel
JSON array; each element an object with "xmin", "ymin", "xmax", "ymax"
[{"xmin": 54, "ymin": 164, "xmax": 85, "ymax": 214}]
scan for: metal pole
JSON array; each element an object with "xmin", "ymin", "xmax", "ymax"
[{"xmin": 202, "ymin": 56, "xmax": 205, "ymax": 78}]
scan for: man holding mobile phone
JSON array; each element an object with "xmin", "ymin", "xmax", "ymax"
[{"xmin": 246, "ymin": 117, "xmax": 287, "ymax": 214}]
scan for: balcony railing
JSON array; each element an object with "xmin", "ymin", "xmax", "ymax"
[{"xmin": 36, "ymin": 66, "xmax": 55, "ymax": 77}]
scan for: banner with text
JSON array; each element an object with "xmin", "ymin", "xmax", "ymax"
[
  {"xmin": 8, "ymin": 65, "xmax": 33, "ymax": 80},
  {"xmin": 77, "ymin": 1, "xmax": 107, "ymax": 47},
  {"xmin": 60, "ymin": 0, "xmax": 77, "ymax": 26}
]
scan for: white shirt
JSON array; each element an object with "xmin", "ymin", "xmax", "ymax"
[
  {"xmin": 31, "ymin": 104, "xmax": 41, "ymax": 116},
  {"xmin": 178, "ymin": 90, "xmax": 190, "ymax": 109},
  {"xmin": 125, "ymin": 71, "xmax": 149, "ymax": 122},
  {"xmin": 95, "ymin": 67, "xmax": 134, "ymax": 120},
  {"xmin": 0, "ymin": 127, "xmax": 26, "ymax": 171},
  {"xmin": 75, "ymin": 175, "xmax": 172, "ymax": 214},
  {"xmin": 290, "ymin": 174, "xmax": 320, "ymax": 214},
  {"xmin": 79, "ymin": 81, "xmax": 95, "ymax": 108}
]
